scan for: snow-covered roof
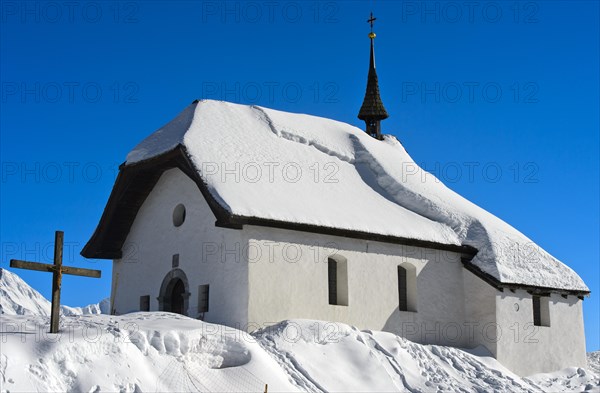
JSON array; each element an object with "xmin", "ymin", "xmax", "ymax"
[{"xmin": 123, "ymin": 100, "xmax": 587, "ymax": 292}]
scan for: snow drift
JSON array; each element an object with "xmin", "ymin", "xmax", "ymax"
[
  {"xmin": 1, "ymin": 314, "xmax": 598, "ymax": 392},
  {"xmin": 125, "ymin": 100, "xmax": 587, "ymax": 291},
  {"xmin": 0, "ymin": 270, "xmax": 597, "ymax": 392}
]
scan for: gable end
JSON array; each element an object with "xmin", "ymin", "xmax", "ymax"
[{"xmin": 81, "ymin": 146, "xmax": 231, "ymax": 259}]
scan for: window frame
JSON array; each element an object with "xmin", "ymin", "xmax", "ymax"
[
  {"xmin": 532, "ymin": 295, "xmax": 550, "ymax": 327},
  {"xmin": 327, "ymin": 256, "xmax": 348, "ymax": 306},
  {"xmin": 139, "ymin": 295, "xmax": 150, "ymax": 312},
  {"xmin": 198, "ymin": 284, "xmax": 210, "ymax": 314}
]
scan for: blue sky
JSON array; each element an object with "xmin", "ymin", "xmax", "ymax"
[{"xmin": 1, "ymin": 1, "xmax": 598, "ymax": 350}]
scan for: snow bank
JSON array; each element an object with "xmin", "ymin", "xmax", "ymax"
[
  {"xmin": 0, "ymin": 268, "xmax": 108, "ymax": 316},
  {"xmin": 526, "ymin": 352, "xmax": 600, "ymax": 392},
  {"xmin": 254, "ymin": 319, "xmax": 539, "ymax": 392},
  {"xmin": 588, "ymin": 352, "xmax": 600, "ymax": 376},
  {"xmin": 0, "ymin": 271, "xmax": 596, "ymax": 393},
  {"xmin": 2, "ymin": 314, "xmax": 598, "ymax": 392},
  {"xmin": 126, "ymin": 100, "xmax": 587, "ymax": 291},
  {"xmin": 0, "ymin": 313, "xmax": 294, "ymax": 393}
]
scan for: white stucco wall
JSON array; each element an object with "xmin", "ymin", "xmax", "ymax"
[
  {"xmin": 463, "ymin": 271, "xmax": 587, "ymax": 376},
  {"xmin": 112, "ymin": 168, "xmax": 249, "ymax": 327},
  {"xmin": 463, "ymin": 270, "xmax": 498, "ymax": 356},
  {"xmin": 494, "ymin": 290, "xmax": 587, "ymax": 376},
  {"xmin": 245, "ymin": 225, "xmax": 476, "ymax": 347},
  {"xmin": 109, "ymin": 168, "xmax": 588, "ymax": 377}
]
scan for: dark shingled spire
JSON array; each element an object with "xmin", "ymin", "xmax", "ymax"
[{"xmin": 358, "ymin": 12, "xmax": 388, "ymax": 140}]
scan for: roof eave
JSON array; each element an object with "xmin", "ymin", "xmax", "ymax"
[{"xmin": 461, "ymin": 258, "xmax": 591, "ymax": 298}]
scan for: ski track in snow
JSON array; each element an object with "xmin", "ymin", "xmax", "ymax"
[
  {"xmin": 358, "ymin": 331, "xmax": 416, "ymax": 392},
  {"xmin": 255, "ymin": 331, "xmax": 325, "ymax": 391}
]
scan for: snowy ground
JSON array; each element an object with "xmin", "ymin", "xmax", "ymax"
[
  {"xmin": 1, "ymin": 314, "xmax": 598, "ymax": 393},
  {"xmin": 1, "ymin": 268, "xmax": 598, "ymax": 392}
]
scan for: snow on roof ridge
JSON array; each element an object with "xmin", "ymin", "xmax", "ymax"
[
  {"xmin": 252, "ymin": 105, "xmax": 355, "ymax": 164},
  {"xmin": 248, "ymin": 105, "xmax": 460, "ymax": 240},
  {"xmin": 126, "ymin": 101, "xmax": 198, "ymax": 164}
]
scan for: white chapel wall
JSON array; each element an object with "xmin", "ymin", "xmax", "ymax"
[
  {"xmin": 463, "ymin": 269, "xmax": 498, "ymax": 356},
  {"xmin": 494, "ymin": 290, "xmax": 587, "ymax": 376},
  {"xmin": 112, "ymin": 168, "xmax": 249, "ymax": 327},
  {"xmin": 244, "ymin": 225, "xmax": 475, "ymax": 347}
]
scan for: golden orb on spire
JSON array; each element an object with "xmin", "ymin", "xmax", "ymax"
[{"xmin": 367, "ymin": 12, "xmax": 377, "ymax": 39}]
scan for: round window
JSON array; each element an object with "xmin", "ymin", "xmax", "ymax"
[{"xmin": 173, "ymin": 204, "xmax": 186, "ymax": 227}]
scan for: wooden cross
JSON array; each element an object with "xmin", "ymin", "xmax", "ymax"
[
  {"xmin": 368, "ymin": 12, "xmax": 377, "ymax": 31},
  {"xmin": 10, "ymin": 231, "xmax": 101, "ymax": 333}
]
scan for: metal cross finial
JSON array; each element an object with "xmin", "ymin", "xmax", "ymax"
[{"xmin": 368, "ymin": 12, "xmax": 376, "ymax": 32}]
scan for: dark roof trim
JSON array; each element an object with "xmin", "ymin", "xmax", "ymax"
[
  {"xmin": 82, "ymin": 145, "xmax": 477, "ymax": 259},
  {"xmin": 225, "ymin": 215, "xmax": 477, "ymax": 255},
  {"xmin": 82, "ymin": 146, "xmax": 234, "ymax": 259},
  {"xmin": 461, "ymin": 258, "xmax": 590, "ymax": 297}
]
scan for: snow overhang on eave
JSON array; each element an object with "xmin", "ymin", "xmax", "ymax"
[{"xmin": 461, "ymin": 258, "xmax": 591, "ymax": 298}]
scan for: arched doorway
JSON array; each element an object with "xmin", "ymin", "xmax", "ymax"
[
  {"xmin": 170, "ymin": 279, "xmax": 185, "ymax": 314},
  {"xmin": 158, "ymin": 268, "xmax": 190, "ymax": 316}
]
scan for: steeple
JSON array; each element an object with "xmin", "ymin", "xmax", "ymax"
[{"xmin": 358, "ymin": 12, "xmax": 389, "ymax": 140}]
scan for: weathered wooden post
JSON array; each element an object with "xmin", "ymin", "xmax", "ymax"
[{"xmin": 50, "ymin": 231, "xmax": 63, "ymax": 333}]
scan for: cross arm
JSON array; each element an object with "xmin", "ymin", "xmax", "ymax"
[{"xmin": 10, "ymin": 260, "xmax": 101, "ymax": 278}]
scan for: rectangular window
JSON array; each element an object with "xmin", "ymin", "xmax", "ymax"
[
  {"xmin": 398, "ymin": 266, "xmax": 408, "ymax": 311},
  {"xmin": 533, "ymin": 295, "xmax": 550, "ymax": 327},
  {"xmin": 532, "ymin": 296, "xmax": 541, "ymax": 326},
  {"xmin": 140, "ymin": 295, "xmax": 150, "ymax": 312},
  {"xmin": 198, "ymin": 284, "xmax": 209, "ymax": 313},
  {"xmin": 172, "ymin": 254, "xmax": 179, "ymax": 268},
  {"xmin": 328, "ymin": 257, "xmax": 348, "ymax": 306},
  {"xmin": 328, "ymin": 259, "xmax": 337, "ymax": 305}
]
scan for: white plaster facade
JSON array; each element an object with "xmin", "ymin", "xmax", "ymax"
[
  {"xmin": 112, "ymin": 168, "xmax": 249, "ymax": 326},
  {"xmin": 111, "ymin": 168, "xmax": 587, "ymax": 376},
  {"xmin": 494, "ymin": 290, "xmax": 586, "ymax": 376}
]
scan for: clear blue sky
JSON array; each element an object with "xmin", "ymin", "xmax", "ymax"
[{"xmin": 1, "ymin": 1, "xmax": 598, "ymax": 350}]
